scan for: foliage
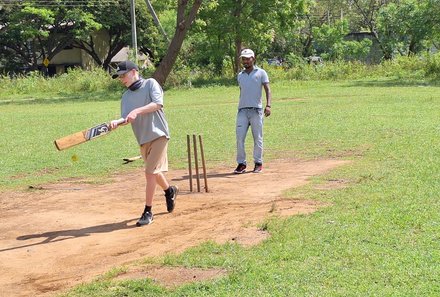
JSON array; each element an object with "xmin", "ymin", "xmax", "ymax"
[
  {"xmin": 424, "ymin": 52, "xmax": 440, "ymax": 79},
  {"xmin": 1, "ymin": 0, "xmax": 439, "ymax": 81},
  {"xmin": 0, "ymin": 67, "xmax": 121, "ymax": 99},
  {"xmin": 0, "ymin": 1, "xmax": 101, "ymax": 72},
  {"xmin": 376, "ymin": 0, "xmax": 434, "ymax": 57},
  {"xmin": 429, "ymin": 0, "xmax": 440, "ymax": 48},
  {"xmin": 0, "ymin": 0, "xmax": 161, "ymax": 72},
  {"xmin": 163, "ymin": 53, "xmax": 440, "ymax": 86},
  {"xmin": 189, "ymin": 0, "xmax": 312, "ymax": 74},
  {"xmin": 75, "ymin": 0, "xmax": 160, "ymax": 70},
  {"xmin": 3, "ymin": 54, "xmax": 440, "ymax": 97},
  {"xmin": 312, "ymin": 20, "xmax": 372, "ymax": 60},
  {"xmin": 151, "ymin": 0, "xmax": 203, "ymax": 86}
]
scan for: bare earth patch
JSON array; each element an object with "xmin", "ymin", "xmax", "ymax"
[
  {"xmin": 230, "ymin": 226, "xmax": 270, "ymax": 247},
  {"xmin": 314, "ymin": 179, "xmax": 350, "ymax": 190},
  {"xmin": 0, "ymin": 158, "xmax": 348, "ymax": 296},
  {"xmin": 115, "ymin": 265, "xmax": 228, "ymax": 288}
]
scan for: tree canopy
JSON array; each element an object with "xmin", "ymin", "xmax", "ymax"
[
  {"xmin": 0, "ymin": 2, "xmax": 101, "ymax": 71},
  {"xmin": 0, "ymin": 0, "xmax": 439, "ymax": 79}
]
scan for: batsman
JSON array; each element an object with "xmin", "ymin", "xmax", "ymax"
[{"xmin": 110, "ymin": 61, "xmax": 178, "ymax": 226}]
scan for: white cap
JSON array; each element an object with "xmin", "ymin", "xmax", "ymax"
[{"xmin": 240, "ymin": 49, "xmax": 255, "ymax": 58}]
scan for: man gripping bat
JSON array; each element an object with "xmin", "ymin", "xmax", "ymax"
[{"xmin": 110, "ymin": 60, "xmax": 178, "ymax": 227}]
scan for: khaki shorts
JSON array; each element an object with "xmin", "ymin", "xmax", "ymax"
[{"xmin": 140, "ymin": 136, "xmax": 169, "ymax": 174}]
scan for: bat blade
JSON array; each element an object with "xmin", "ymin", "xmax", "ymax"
[
  {"xmin": 54, "ymin": 119, "xmax": 124, "ymax": 151},
  {"xmin": 54, "ymin": 130, "xmax": 88, "ymax": 150},
  {"xmin": 122, "ymin": 155, "xmax": 142, "ymax": 164}
]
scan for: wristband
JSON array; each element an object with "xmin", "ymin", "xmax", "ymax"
[{"xmin": 266, "ymin": 105, "xmax": 271, "ymax": 108}]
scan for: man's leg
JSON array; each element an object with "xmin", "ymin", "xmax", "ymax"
[
  {"xmin": 156, "ymin": 172, "xmax": 169, "ymax": 190},
  {"xmin": 136, "ymin": 172, "xmax": 156, "ymax": 226},
  {"xmin": 156, "ymin": 172, "xmax": 178, "ymax": 213},
  {"xmin": 145, "ymin": 172, "xmax": 157, "ymax": 206},
  {"xmin": 236, "ymin": 109, "xmax": 250, "ymax": 165},
  {"xmin": 250, "ymin": 109, "xmax": 264, "ymax": 165},
  {"xmin": 137, "ymin": 137, "xmax": 170, "ymax": 226}
]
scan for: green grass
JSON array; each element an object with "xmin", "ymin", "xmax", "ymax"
[{"xmin": 1, "ymin": 78, "xmax": 440, "ymax": 296}]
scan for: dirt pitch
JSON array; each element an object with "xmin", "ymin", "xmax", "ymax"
[{"xmin": 0, "ymin": 158, "xmax": 347, "ymax": 297}]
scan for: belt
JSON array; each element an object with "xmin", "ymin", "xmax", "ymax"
[{"xmin": 239, "ymin": 107, "xmax": 261, "ymax": 110}]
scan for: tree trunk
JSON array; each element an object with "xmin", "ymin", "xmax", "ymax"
[
  {"xmin": 234, "ymin": 38, "xmax": 242, "ymax": 74},
  {"xmin": 351, "ymin": 0, "xmax": 392, "ymax": 60},
  {"xmin": 371, "ymin": 29, "xmax": 392, "ymax": 60},
  {"xmin": 233, "ymin": 0, "xmax": 243, "ymax": 74},
  {"xmin": 302, "ymin": 15, "xmax": 314, "ymax": 57},
  {"xmin": 152, "ymin": 0, "xmax": 202, "ymax": 86},
  {"xmin": 408, "ymin": 39, "xmax": 417, "ymax": 56}
]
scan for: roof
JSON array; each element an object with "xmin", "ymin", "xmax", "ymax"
[{"xmin": 111, "ymin": 47, "xmax": 148, "ymax": 63}]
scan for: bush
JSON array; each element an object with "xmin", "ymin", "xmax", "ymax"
[
  {"xmin": 281, "ymin": 60, "xmax": 372, "ymax": 81},
  {"xmin": 54, "ymin": 67, "xmax": 121, "ymax": 92},
  {"xmin": 0, "ymin": 71, "xmax": 49, "ymax": 95},
  {"xmin": 1, "ymin": 54, "xmax": 439, "ymax": 99},
  {"xmin": 424, "ymin": 53, "xmax": 440, "ymax": 79},
  {"xmin": 0, "ymin": 67, "xmax": 122, "ymax": 99}
]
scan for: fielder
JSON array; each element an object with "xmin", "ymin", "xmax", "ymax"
[{"xmin": 234, "ymin": 48, "xmax": 272, "ymax": 174}]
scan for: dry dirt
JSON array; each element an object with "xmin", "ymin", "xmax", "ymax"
[{"xmin": 0, "ymin": 158, "xmax": 347, "ymax": 297}]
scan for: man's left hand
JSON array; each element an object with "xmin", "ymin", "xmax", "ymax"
[{"xmin": 264, "ymin": 106, "xmax": 271, "ymax": 117}]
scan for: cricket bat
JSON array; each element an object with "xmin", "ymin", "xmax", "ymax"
[
  {"xmin": 122, "ymin": 155, "xmax": 142, "ymax": 164},
  {"xmin": 54, "ymin": 118, "xmax": 126, "ymax": 151}
]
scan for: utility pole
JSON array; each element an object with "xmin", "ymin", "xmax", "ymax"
[
  {"xmin": 130, "ymin": 0, "xmax": 138, "ymax": 64},
  {"xmin": 145, "ymin": 0, "xmax": 170, "ymax": 43}
]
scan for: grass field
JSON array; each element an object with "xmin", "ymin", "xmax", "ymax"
[{"xmin": 1, "ymin": 78, "xmax": 439, "ymax": 296}]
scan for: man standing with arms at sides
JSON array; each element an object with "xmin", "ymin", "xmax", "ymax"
[
  {"xmin": 110, "ymin": 61, "xmax": 178, "ymax": 226},
  {"xmin": 234, "ymin": 48, "xmax": 272, "ymax": 174}
]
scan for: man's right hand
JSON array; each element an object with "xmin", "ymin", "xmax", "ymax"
[{"xmin": 110, "ymin": 118, "xmax": 126, "ymax": 129}]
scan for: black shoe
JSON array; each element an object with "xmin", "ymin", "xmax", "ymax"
[
  {"xmin": 165, "ymin": 185, "xmax": 178, "ymax": 213},
  {"xmin": 253, "ymin": 163, "xmax": 263, "ymax": 173},
  {"xmin": 234, "ymin": 163, "xmax": 247, "ymax": 174},
  {"xmin": 136, "ymin": 211, "xmax": 153, "ymax": 226}
]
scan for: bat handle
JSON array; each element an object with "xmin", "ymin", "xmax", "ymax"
[
  {"xmin": 111, "ymin": 118, "xmax": 126, "ymax": 129},
  {"xmin": 115, "ymin": 118, "xmax": 126, "ymax": 125}
]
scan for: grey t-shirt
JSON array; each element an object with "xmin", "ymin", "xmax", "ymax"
[
  {"xmin": 121, "ymin": 78, "xmax": 170, "ymax": 145},
  {"xmin": 237, "ymin": 66, "xmax": 269, "ymax": 109}
]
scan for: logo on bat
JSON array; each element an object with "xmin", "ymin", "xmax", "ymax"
[{"xmin": 85, "ymin": 124, "xmax": 110, "ymax": 140}]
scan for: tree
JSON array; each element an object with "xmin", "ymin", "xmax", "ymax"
[
  {"xmin": 73, "ymin": 0, "xmax": 158, "ymax": 71},
  {"xmin": 312, "ymin": 19, "xmax": 372, "ymax": 60},
  {"xmin": 0, "ymin": 2, "xmax": 100, "ymax": 72},
  {"xmin": 349, "ymin": 0, "xmax": 395, "ymax": 59},
  {"xmin": 0, "ymin": 0, "xmax": 161, "ymax": 73},
  {"xmin": 429, "ymin": 0, "xmax": 440, "ymax": 50},
  {"xmin": 376, "ymin": 0, "xmax": 433, "ymax": 57},
  {"xmin": 297, "ymin": 0, "xmax": 350, "ymax": 59},
  {"xmin": 191, "ymin": 0, "xmax": 312, "ymax": 75},
  {"xmin": 152, "ymin": 0, "xmax": 203, "ymax": 86}
]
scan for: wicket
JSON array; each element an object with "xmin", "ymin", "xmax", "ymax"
[{"xmin": 187, "ymin": 134, "xmax": 208, "ymax": 192}]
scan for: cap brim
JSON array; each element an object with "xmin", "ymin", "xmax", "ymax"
[
  {"xmin": 240, "ymin": 55, "xmax": 254, "ymax": 58},
  {"xmin": 111, "ymin": 70, "xmax": 129, "ymax": 79}
]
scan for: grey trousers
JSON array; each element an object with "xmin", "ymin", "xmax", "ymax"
[{"xmin": 236, "ymin": 108, "xmax": 264, "ymax": 165}]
